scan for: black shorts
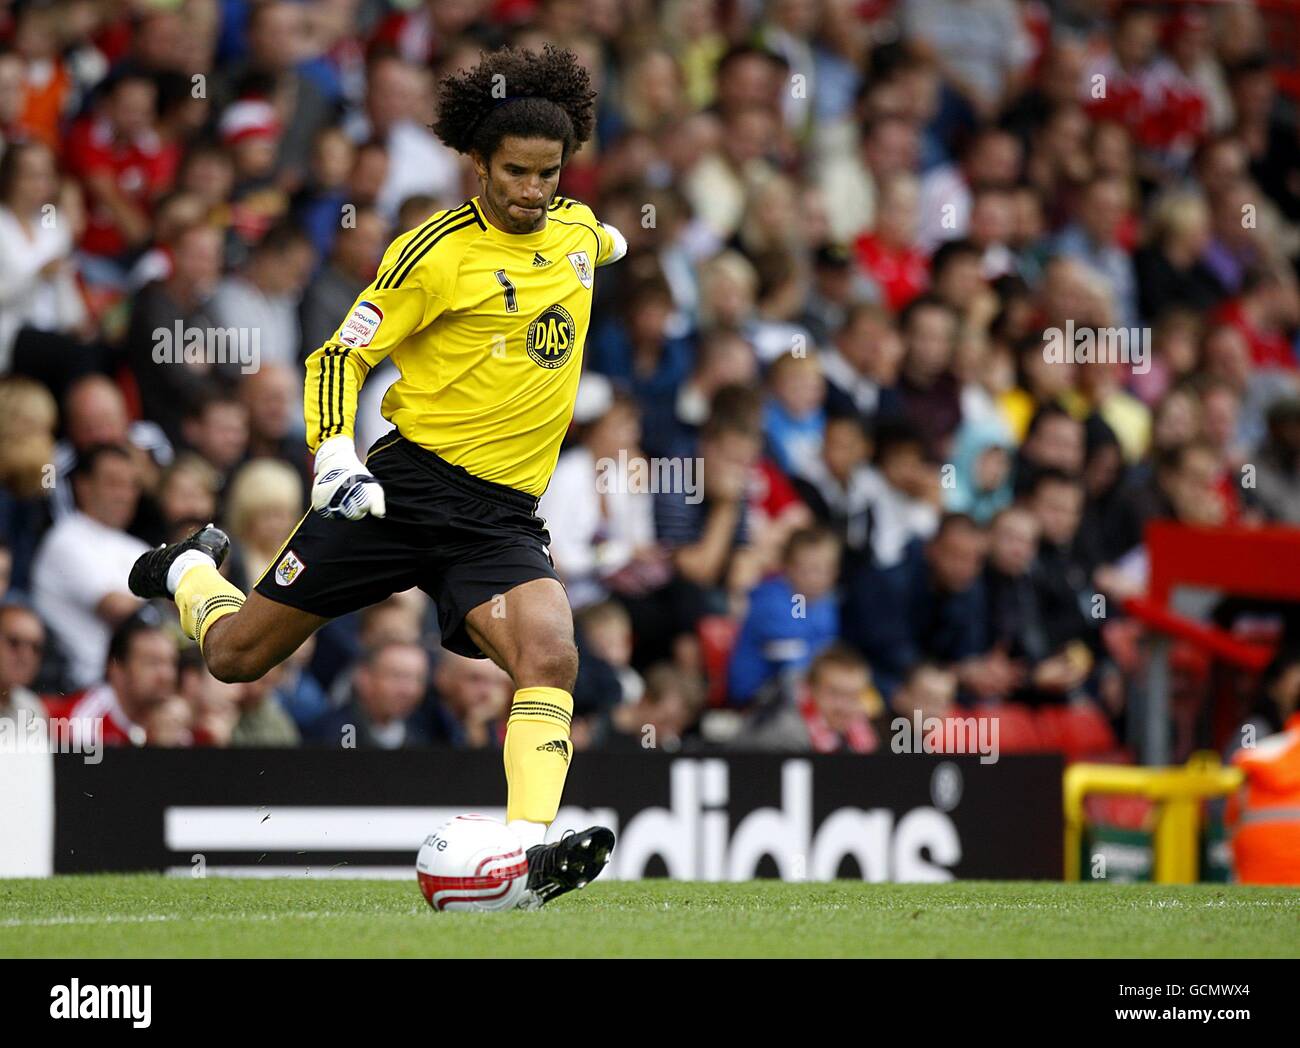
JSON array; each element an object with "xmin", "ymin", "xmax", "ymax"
[{"xmin": 253, "ymin": 433, "xmax": 561, "ymax": 658}]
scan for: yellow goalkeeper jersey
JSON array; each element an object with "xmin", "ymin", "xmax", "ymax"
[{"xmin": 304, "ymin": 195, "xmax": 623, "ymax": 497}]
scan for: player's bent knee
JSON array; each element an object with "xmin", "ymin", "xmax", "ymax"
[{"xmin": 513, "ymin": 642, "xmax": 579, "ymax": 691}]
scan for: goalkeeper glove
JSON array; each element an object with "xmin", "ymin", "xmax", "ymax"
[{"xmin": 311, "ymin": 435, "xmax": 386, "ymax": 520}]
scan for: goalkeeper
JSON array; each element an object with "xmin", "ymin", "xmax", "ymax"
[{"xmin": 129, "ymin": 45, "xmax": 626, "ymax": 906}]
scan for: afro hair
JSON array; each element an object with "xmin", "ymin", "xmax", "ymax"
[{"xmin": 432, "ymin": 44, "xmax": 597, "ymax": 163}]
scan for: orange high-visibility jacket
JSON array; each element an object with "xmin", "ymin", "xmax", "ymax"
[{"xmin": 1229, "ymin": 713, "xmax": 1300, "ymax": 885}]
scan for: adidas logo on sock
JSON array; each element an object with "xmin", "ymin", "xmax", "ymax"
[
  {"xmin": 536, "ymin": 739, "xmax": 570, "ymax": 763},
  {"xmin": 532, "ymin": 252, "xmax": 552, "ymax": 267}
]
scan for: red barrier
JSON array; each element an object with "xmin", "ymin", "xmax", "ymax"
[{"xmin": 1121, "ymin": 522, "xmax": 1300, "ymax": 762}]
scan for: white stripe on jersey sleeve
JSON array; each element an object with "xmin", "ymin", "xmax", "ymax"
[{"xmin": 597, "ymin": 222, "xmax": 627, "ymax": 267}]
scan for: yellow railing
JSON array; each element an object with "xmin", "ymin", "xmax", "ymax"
[{"xmin": 1063, "ymin": 753, "xmax": 1244, "ymax": 883}]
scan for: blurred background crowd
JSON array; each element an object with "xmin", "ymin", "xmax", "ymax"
[{"xmin": 2, "ymin": 0, "xmax": 1300, "ymax": 760}]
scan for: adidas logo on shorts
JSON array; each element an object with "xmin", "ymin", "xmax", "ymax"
[{"xmin": 536, "ymin": 739, "xmax": 570, "ymax": 763}]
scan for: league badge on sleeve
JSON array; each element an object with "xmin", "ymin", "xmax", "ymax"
[
  {"xmin": 567, "ymin": 251, "xmax": 593, "ymax": 289},
  {"xmin": 339, "ymin": 301, "xmax": 383, "ymax": 348}
]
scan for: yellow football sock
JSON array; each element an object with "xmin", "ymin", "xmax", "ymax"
[
  {"xmin": 504, "ymin": 686, "xmax": 574, "ymax": 824},
  {"xmin": 174, "ymin": 564, "xmax": 246, "ymax": 648}
]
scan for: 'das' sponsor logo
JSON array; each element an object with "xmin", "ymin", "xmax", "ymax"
[{"xmin": 525, "ymin": 304, "xmax": 576, "ymax": 369}]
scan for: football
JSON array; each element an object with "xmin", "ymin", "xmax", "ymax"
[{"xmin": 415, "ymin": 815, "xmax": 530, "ymax": 912}]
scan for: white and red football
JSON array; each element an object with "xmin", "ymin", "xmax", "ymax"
[{"xmin": 416, "ymin": 815, "xmax": 529, "ymax": 912}]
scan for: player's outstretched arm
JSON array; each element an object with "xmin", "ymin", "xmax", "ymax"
[{"xmin": 302, "ymin": 224, "xmax": 452, "ymax": 521}]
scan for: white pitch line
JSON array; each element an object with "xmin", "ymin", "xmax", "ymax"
[{"xmin": 0, "ymin": 909, "xmax": 403, "ymax": 929}]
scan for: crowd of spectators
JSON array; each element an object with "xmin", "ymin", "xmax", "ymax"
[{"xmin": 3, "ymin": 0, "xmax": 1300, "ymax": 760}]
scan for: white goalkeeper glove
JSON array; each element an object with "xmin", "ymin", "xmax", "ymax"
[{"xmin": 311, "ymin": 435, "xmax": 386, "ymax": 521}]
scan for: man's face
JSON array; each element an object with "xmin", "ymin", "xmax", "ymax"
[
  {"xmin": 703, "ymin": 338, "xmax": 758, "ymax": 389},
  {"xmin": 67, "ymin": 384, "xmax": 128, "ymax": 449},
  {"xmin": 896, "ymin": 667, "xmax": 957, "ymax": 720},
  {"xmin": 1027, "ymin": 416, "xmax": 1084, "ymax": 473},
  {"xmin": 928, "ymin": 524, "xmax": 986, "ymax": 593},
  {"xmin": 1082, "ymin": 181, "xmax": 1126, "ymax": 243},
  {"xmin": 242, "ymin": 366, "xmax": 294, "ymax": 440},
  {"xmin": 823, "ymin": 420, "xmax": 868, "ymax": 481},
  {"xmin": 771, "ymin": 362, "xmax": 825, "ymax": 418},
  {"xmin": 1166, "ymin": 448, "xmax": 1222, "ymax": 523},
  {"xmin": 0, "ymin": 56, "xmax": 24, "ymax": 124},
  {"xmin": 172, "ymin": 226, "xmax": 224, "ymax": 294},
  {"xmin": 110, "ymin": 81, "xmax": 156, "ymax": 139},
  {"xmin": 251, "ymin": 3, "xmax": 304, "ymax": 70},
  {"xmin": 703, "ymin": 431, "xmax": 761, "ymax": 482},
  {"xmin": 717, "ymin": 54, "xmax": 779, "ymax": 114},
  {"xmin": 1202, "ymin": 389, "xmax": 1238, "ymax": 449},
  {"xmin": 589, "ymin": 403, "xmax": 640, "ymax": 458},
  {"xmin": 724, "ymin": 107, "xmax": 778, "ymax": 167},
  {"xmin": 0, "ymin": 609, "xmax": 45, "ymax": 692},
  {"xmin": 974, "ymin": 445, "xmax": 1010, "ymax": 493},
  {"xmin": 879, "ymin": 444, "xmax": 926, "ymax": 496},
  {"xmin": 970, "ymin": 191, "xmax": 1015, "ymax": 247},
  {"xmin": 350, "ymin": 146, "xmax": 389, "ymax": 202},
  {"xmin": 935, "ymin": 255, "xmax": 984, "ymax": 309},
  {"xmin": 1032, "ymin": 480, "xmax": 1084, "ymax": 547},
  {"xmin": 142, "ymin": 695, "xmax": 193, "ymax": 747},
  {"xmin": 262, "ymin": 242, "xmax": 315, "ymax": 296},
  {"xmin": 160, "ymin": 469, "xmax": 215, "ymax": 529},
  {"xmin": 989, "ymin": 510, "xmax": 1040, "ymax": 576},
  {"xmin": 475, "ymin": 136, "xmax": 564, "ymax": 234},
  {"xmin": 336, "ymin": 212, "xmax": 387, "ymax": 282},
  {"xmin": 367, "ymin": 58, "xmax": 422, "ymax": 130},
  {"xmin": 841, "ymin": 315, "xmax": 904, "ymax": 381},
  {"xmin": 811, "ymin": 664, "xmax": 870, "ymax": 734},
  {"xmin": 438, "ymin": 654, "xmax": 508, "ymax": 720},
  {"xmin": 11, "ymin": 143, "xmax": 57, "ymax": 207},
  {"xmin": 360, "ymin": 646, "xmax": 428, "ymax": 722},
  {"xmin": 113, "ymin": 631, "xmax": 178, "ymax": 714},
  {"xmin": 904, "ymin": 306, "xmax": 956, "ymax": 382},
  {"xmin": 1199, "ymin": 142, "xmax": 1245, "ymax": 197},
  {"xmin": 968, "ymin": 133, "xmax": 1022, "ymax": 186},
  {"xmin": 864, "ymin": 119, "xmax": 918, "ymax": 179},
  {"xmin": 1116, "ymin": 12, "xmax": 1159, "ymax": 68},
  {"xmin": 1203, "ymin": 326, "xmax": 1250, "ymax": 387},
  {"xmin": 191, "ymin": 404, "xmax": 249, "ymax": 471},
  {"xmin": 77, "ymin": 455, "xmax": 140, "ymax": 530},
  {"xmin": 642, "ymin": 689, "xmax": 691, "ymax": 739},
  {"xmin": 787, "ymin": 543, "xmax": 840, "ymax": 601}
]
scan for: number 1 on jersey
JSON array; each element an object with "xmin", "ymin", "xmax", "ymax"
[{"xmin": 494, "ymin": 270, "xmax": 519, "ymax": 313}]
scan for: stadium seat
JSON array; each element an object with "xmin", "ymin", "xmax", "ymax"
[
  {"xmin": 1036, "ymin": 704, "xmax": 1118, "ymax": 760},
  {"xmin": 972, "ymin": 704, "xmax": 1043, "ymax": 753}
]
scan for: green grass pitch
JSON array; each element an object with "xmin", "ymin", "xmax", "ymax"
[{"xmin": 2, "ymin": 877, "xmax": 1297, "ymax": 958}]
